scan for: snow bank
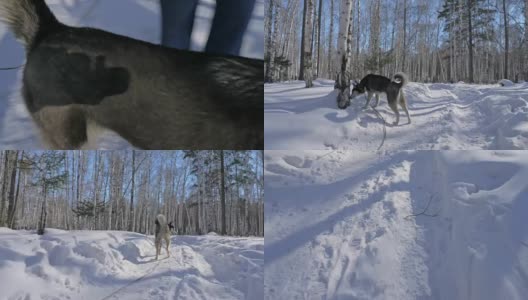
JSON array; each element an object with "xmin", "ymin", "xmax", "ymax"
[
  {"xmin": 265, "ymin": 80, "xmax": 528, "ymax": 150},
  {"xmin": 0, "ymin": 229, "xmax": 263, "ymax": 299},
  {"xmin": 264, "ymin": 150, "xmax": 528, "ymax": 299},
  {"xmin": 499, "ymin": 79, "xmax": 514, "ymax": 86}
]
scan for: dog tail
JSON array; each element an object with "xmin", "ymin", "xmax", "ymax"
[
  {"xmin": 0, "ymin": 0, "xmax": 60, "ymax": 49},
  {"xmin": 392, "ymin": 72, "xmax": 409, "ymax": 88},
  {"xmin": 156, "ymin": 214, "xmax": 167, "ymax": 227},
  {"xmin": 155, "ymin": 214, "xmax": 167, "ymax": 236}
]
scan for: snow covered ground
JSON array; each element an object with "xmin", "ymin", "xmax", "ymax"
[
  {"xmin": 264, "ymin": 150, "xmax": 528, "ymax": 300},
  {"xmin": 0, "ymin": 228, "xmax": 263, "ymax": 300},
  {"xmin": 0, "ymin": 0, "xmax": 264, "ymax": 149},
  {"xmin": 265, "ymin": 79, "xmax": 528, "ymax": 150}
]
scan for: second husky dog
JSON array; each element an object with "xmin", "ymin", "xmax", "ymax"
[
  {"xmin": 349, "ymin": 73, "xmax": 411, "ymax": 126},
  {"xmin": 154, "ymin": 214, "xmax": 171, "ymax": 260},
  {"xmin": 0, "ymin": 0, "xmax": 263, "ymax": 149}
]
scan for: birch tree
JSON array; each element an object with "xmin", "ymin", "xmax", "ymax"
[
  {"xmin": 316, "ymin": 0, "xmax": 323, "ymax": 77},
  {"xmin": 327, "ymin": 0, "xmax": 335, "ymax": 76},
  {"xmin": 303, "ymin": 0, "xmax": 315, "ymax": 87},
  {"xmin": 337, "ymin": 0, "xmax": 352, "ymax": 72},
  {"xmin": 3, "ymin": 151, "xmax": 263, "ymax": 237},
  {"xmin": 525, "ymin": 0, "xmax": 528, "ymax": 80},
  {"xmin": 502, "ymin": 0, "xmax": 509, "ymax": 79}
]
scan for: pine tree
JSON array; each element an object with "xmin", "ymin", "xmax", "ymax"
[
  {"xmin": 439, "ymin": 0, "xmax": 496, "ymax": 82},
  {"xmin": 20, "ymin": 152, "xmax": 68, "ymax": 235}
]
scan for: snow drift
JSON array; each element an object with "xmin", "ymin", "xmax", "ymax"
[
  {"xmin": 0, "ymin": 229, "xmax": 263, "ymax": 299},
  {"xmin": 264, "ymin": 150, "xmax": 528, "ymax": 299},
  {"xmin": 265, "ymin": 80, "xmax": 528, "ymax": 150}
]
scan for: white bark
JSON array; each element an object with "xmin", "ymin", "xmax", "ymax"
[
  {"xmin": 303, "ymin": 0, "xmax": 315, "ymax": 87},
  {"xmin": 337, "ymin": 0, "xmax": 352, "ymax": 72}
]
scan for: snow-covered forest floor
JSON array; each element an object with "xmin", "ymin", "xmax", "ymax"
[
  {"xmin": 265, "ymin": 80, "xmax": 528, "ymax": 150},
  {"xmin": 0, "ymin": 228, "xmax": 263, "ymax": 300},
  {"xmin": 264, "ymin": 150, "xmax": 528, "ymax": 300},
  {"xmin": 0, "ymin": 0, "xmax": 264, "ymax": 149}
]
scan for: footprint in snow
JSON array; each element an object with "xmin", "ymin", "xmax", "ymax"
[{"xmin": 451, "ymin": 182, "xmax": 479, "ymax": 205}]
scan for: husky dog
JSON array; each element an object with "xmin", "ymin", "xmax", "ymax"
[
  {"xmin": 154, "ymin": 214, "xmax": 171, "ymax": 260},
  {"xmin": 0, "ymin": 0, "xmax": 263, "ymax": 150},
  {"xmin": 349, "ymin": 73, "xmax": 411, "ymax": 125}
]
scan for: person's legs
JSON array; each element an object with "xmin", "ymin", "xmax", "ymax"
[
  {"xmin": 206, "ymin": 0, "xmax": 256, "ymax": 56},
  {"xmin": 160, "ymin": 0, "xmax": 200, "ymax": 49}
]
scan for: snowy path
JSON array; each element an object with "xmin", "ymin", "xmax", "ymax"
[
  {"xmin": 264, "ymin": 150, "xmax": 528, "ymax": 300},
  {"xmin": 265, "ymin": 80, "xmax": 528, "ymax": 150},
  {"xmin": 0, "ymin": 0, "xmax": 264, "ymax": 149},
  {"xmin": 0, "ymin": 229, "xmax": 263, "ymax": 300}
]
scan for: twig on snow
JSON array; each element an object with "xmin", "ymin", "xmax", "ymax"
[
  {"xmin": 405, "ymin": 195, "xmax": 440, "ymax": 219},
  {"xmin": 0, "ymin": 64, "xmax": 24, "ymax": 71},
  {"xmin": 315, "ymin": 150, "xmax": 337, "ymax": 161}
]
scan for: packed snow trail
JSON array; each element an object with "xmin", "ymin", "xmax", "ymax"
[
  {"xmin": 0, "ymin": 0, "xmax": 264, "ymax": 149},
  {"xmin": 265, "ymin": 80, "xmax": 528, "ymax": 150},
  {"xmin": 0, "ymin": 229, "xmax": 263, "ymax": 300},
  {"xmin": 264, "ymin": 150, "xmax": 528, "ymax": 300}
]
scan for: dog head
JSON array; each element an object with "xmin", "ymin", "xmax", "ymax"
[
  {"xmin": 350, "ymin": 80, "xmax": 364, "ymax": 100},
  {"xmin": 168, "ymin": 221, "xmax": 174, "ymax": 231}
]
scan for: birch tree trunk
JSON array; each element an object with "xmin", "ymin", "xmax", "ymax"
[
  {"xmin": 346, "ymin": 0, "xmax": 354, "ymax": 73},
  {"xmin": 327, "ymin": 0, "xmax": 334, "ymax": 77},
  {"xmin": 220, "ymin": 151, "xmax": 227, "ymax": 235},
  {"xmin": 467, "ymin": 0, "xmax": 474, "ymax": 83},
  {"xmin": 303, "ymin": 0, "xmax": 315, "ymax": 87},
  {"xmin": 300, "ymin": 0, "xmax": 307, "ymax": 80},
  {"xmin": 128, "ymin": 150, "xmax": 136, "ymax": 232},
  {"xmin": 6, "ymin": 151, "xmax": 19, "ymax": 229},
  {"xmin": 0, "ymin": 152, "xmax": 9, "ymax": 225},
  {"xmin": 525, "ymin": 0, "xmax": 528, "ymax": 80},
  {"xmin": 37, "ymin": 187, "xmax": 47, "ymax": 235},
  {"xmin": 502, "ymin": 0, "xmax": 509, "ymax": 79},
  {"xmin": 337, "ymin": 0, "xmax": 352, "ymax": 72},
  {"xmin": 316, "ymin": 0, "xmax": 323, "ymax": 78},
  {"xmin": 369, "ymin": 0, "xmax": 381, "ymax": 73},
  {"xmin": 403, "ymin": 0, "xmax": 408, "ymax": 73},
  {"xmin": 265, "ymin": 0, "xmax": 274, "ymax": 82},
  {"xmin": 10, "ymin": 151, "xmax": 22, "ymax": 229}
]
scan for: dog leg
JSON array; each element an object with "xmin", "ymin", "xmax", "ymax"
[
  {"xmin": 155, "ymin": 241, "xmax": 160, "ymax": 260},
  {"xmin": 165, "ymin": 237, "xmax": 170, "ymax": 258},
  {"xmin": 389, "ymin": 101, "xmax": 400, "ymax": 126},
  {"xmin": 363, "ymin": 92, "xmax": 373, "ymax": 109},
  {"xmin": 32, "ymin": 105, "xmax": 88, "ymax": 149},
  {"xmin": 399, "ymin": 92, "xmax": 411, "ymax": 124},
  {"xmin": 373, "ymin": 94, "xmax": 380, "ymax": 107}
]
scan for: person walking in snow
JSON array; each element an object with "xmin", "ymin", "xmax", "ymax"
[{"xmin": 159, "ymin": 0, "xmax": 256, "ymax": 56}]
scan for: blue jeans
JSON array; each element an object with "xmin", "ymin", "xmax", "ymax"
[{"xmin": 160, "ymin": 0, "xmax": 256, "ymax": 56}]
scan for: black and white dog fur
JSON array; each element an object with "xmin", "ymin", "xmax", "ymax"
[
  {"xmin": 154, "ymin": 214, "xmax": 171, "ymax": 260},
  {"xmin": 337, "ymin": 72, "xmax": 411, "ymax": 125},
  {"xmin": 353, "ymin": 73, "xmax": 410, "ymax": 125},
  {"xmin": 0, "ymin": 0, "xmax": 263, "ymax": 149}
]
